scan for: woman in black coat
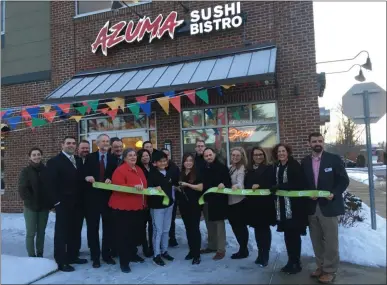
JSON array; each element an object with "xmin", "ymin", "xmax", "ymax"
[
  {"xmin": 18, "ymin": 147, "xmax": 52, "ymax": 257},
  {"xmin": 271, "ymin": 143, "xmax": 307, "ymax": 275},
  {"xmin": 244, "ymin": 147, "xmax": 276, "ymax": 267},
  {"xmin": 136, "ymin": 149, "xmax": 154, "ymax": 257},
  {"xmin": 201, "ymin": 148, "xmax": 232, "ymax": 260},
  {"xmin": 178, "ymin": 153, "xmax": 203, "ymax": 265}
]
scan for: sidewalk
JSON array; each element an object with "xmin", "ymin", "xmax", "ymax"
[{"xmin": 348, "ymin": 178, "xmax": 386, "ymax": 218}]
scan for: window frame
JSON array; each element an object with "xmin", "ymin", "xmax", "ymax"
[
  {"xmin": 74, "ymin": 0, "xmax": 152, "ymax": 18},
  {"xmin": 1, "ymin": 0, "xmax": 5, "ymax": 35},
  {"xmin": 180, "ymin": 101, "xmax": 279, "ymax": 164}
]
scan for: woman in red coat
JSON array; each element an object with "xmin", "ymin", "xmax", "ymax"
[{"xmin": 108, "ymin": 148, "xmax": 147, "ymax": 273}]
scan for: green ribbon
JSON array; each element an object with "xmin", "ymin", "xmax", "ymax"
[
  {"xmin": 198, "ymin": 187, "xmax": 331, "ymax": 205},
  {"xmin": 93, "ymin": 182, "xmax": 170, "ymax": 206}
]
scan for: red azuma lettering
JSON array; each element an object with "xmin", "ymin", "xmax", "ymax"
[{"xmin": 91, "ymin": 11, "xmax": 184, "ymax": 56}]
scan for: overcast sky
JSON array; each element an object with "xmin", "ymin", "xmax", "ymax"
[{"xmin": 314, "ymin": 1, "xmax": 386, "ymax": 144}]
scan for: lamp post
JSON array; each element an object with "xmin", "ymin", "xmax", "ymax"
[
  {"xmin": 325, "ymin": 64, "xmax": 367, "ymax": 82},
  {"xmin": 316, "ymin": 50, "xmax": 372, "ymax": 71}
]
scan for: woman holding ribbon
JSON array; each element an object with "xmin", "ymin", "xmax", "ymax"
[
  {"xmin": 228, "ymin": 147, "xmax": 249, "ymax": 260},
  {"xmin": 244, "ymin": 146, "xmax": 276, "ymax": 267},
  {"xmin": 109, "ymin": 148, "xmax": 147, "ymax": 273},
  {"xmin": 271, "ymin": 143, "xmax": 307, "ymax": 275},
  {"xmin": 178, "ymin": 153, "xmax": 203, "ymax": 265}
]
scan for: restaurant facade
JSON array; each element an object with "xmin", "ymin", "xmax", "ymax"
[{"xmin": 1, "ymin": 1, "xmax": 321, "ymax": 212}]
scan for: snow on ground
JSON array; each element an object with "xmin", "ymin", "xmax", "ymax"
[
  {"xmin": 1, "ymin": 255, "xmax": 57, "ymax": 284},
  {"xmin": 346, "ymin": 169, "xmax": 378, "ymax": 185},
  {"xmin": 1, "ymin": 204, "xmax": 386, "ymax": 284}
]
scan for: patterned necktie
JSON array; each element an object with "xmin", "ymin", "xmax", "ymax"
[
  {"xmin": 69, "ymin": 156, "xmax": 77, "ymax": 169},
  {"xmin": 99, "ymin": 154, "xmax": 105, "ymax": 182}
]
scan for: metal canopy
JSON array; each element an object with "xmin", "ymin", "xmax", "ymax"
[{"xmin": 45, "ymin": 45, "xmax": 277, "ymax": 103}]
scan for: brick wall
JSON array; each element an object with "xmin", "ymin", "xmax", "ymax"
[
  {"xmin": 1, "ymin": 1, "xmax": 320, "ymax": 212},
  {"xmin": 1, "ymin": 81, "xmax": 77, "ymax": 212}
]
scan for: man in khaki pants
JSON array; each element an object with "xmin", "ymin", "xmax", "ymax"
[{"xmin": 301, "ymin": 132, "xmax": 349, "ymax": 284}]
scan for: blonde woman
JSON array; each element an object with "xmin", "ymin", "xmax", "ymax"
[{"xmin": 228, "ymin": 147, "xmax": 249, "ymax": 259}]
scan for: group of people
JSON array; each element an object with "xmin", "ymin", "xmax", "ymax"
[{"xmin": 18, "ymin": 131, "xmax": 349, "ymax": 284}]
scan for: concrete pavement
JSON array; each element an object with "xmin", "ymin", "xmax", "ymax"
[{"xmin": 348, "ymin": 178, "xmax": 386, "ymax": 218}]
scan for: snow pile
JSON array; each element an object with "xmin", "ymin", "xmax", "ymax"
[
  {"xmin": 1, "ymin": 255, "xmax": 57, "ymax": 284},
  {"xmin": 346, "ymin": 169, "xmax": 378, "ymax": 185}
]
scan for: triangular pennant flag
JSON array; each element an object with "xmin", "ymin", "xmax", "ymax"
[
  {"xmin": 183, "ymin": 90, "xmax": 196, "ymax": 104},
  {"xmin": 128, "ymin": 103, "xmax": 140, "ymax": 119},
  {"xmin": 87, "ymin": 100, "xmax": 99, "ymax": 111},
  {"xmin": 221, "ymin": 84, "xmax": 235, "ymax": 89},
  {"xmin": 6, "ymin": 117, "xmax": 21, "ymax": 130},
  {"xmin": 233, "ymin": 110, "xmax": 241, "ymax": 120},
  {"xmin": 21, "ymin": 109, "xmax": 31, "ymax": 120},
  {"xmin": 113, "ymin": 97, "xmax": 125, "ymax": 109},
  {"xmin": 82, "ymin": 102, "xmax": 91, "ymax": 114},
  {"xmin": 164, "ymin": 91, "xmax": 175, "ymax": 98},
  {"xmin": 169, "ymin": 96, "xmax": 181, "ymax": 113},
  {"xmin": 53, "ymin": 105, "xmax": 63, "ymax": 115},
  {"xmin": 139, "ymin": 102, "xmax": 151, "ymax": 117},
  {"xmin": 156, "ymin": 97, "xmax": 170, "ymax": 115},
  {"xmin": 75, "ymin": 106, "xmax": 88, "ymax": 116},
  {"xmin": 99, "ymin": 108, "xmax": 109, "ymax": 114},
  {"xmin": 205, "ymin": 109, "xmax": 214, "ymax": 119},
  {"xmin": 43, "ymin": 111, "xmax": 57, "ymax": 123},
  {"xmin": 107, "ymin": 109, "xmax": 118, "ymax": 120},
  {"xmin": 216, "ymin": 86, "xmax": 223, "ymax": 96},
  {"xmin": 70, "ymin": 116, "xmax": 83, "ymax": 123},
  {"xmin": 25, "ymin": 120, "xmax": 32, "ymax": 128},
  {"xmin": 136, "ymin": 96, "xmax": 148, "ymax": 104},
  {"xmin": 196, "ymin": 89, "xmax": 209, "ymax": 104},
  {"xmin": 0, "ymin": 109, "xmax": 12, "ymax": 119},
  {"xmin": 57, "ymin": 103, "xmax": 71, "ymax": 114},
  {"xmin": 213, "ymin": 128, "xmax": 220, "ymax": 135},
  {"xmin": 31, "ymin": 117, "xmax": 48, "ymax": 127},
  {"xmin": 26, "ymin": 106, "xmax": 40, "ymax": 119},
  {"xmin": 44, "ymin": 105, "xmax": 51, "ymax": 113}
]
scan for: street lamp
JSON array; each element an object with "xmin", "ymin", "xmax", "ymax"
[
  {"xmin": 325, "ymin": 64, "xmax": 366, "ymax": 82},
  {"xmin": 316, "ymin": 50, "xmax": 372, "ymax": 71}
]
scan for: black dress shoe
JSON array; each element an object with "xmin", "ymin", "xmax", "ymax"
[
  {"xmin": 192, "ymin": 257, "xmax": 201, "ymax": 265},
  {"xmin": 69, "ymin": 258, "xmax": 88, "ymax": 265},
  {"xmin": 281, "ymin": 261, "xmax": 302, "ymax": 274},
  {"xmin": 58, "ymin": 264, "xmax": 75, "ymax": 272},
  {"xmin": 103, "ymin": 257, "xmax": 116, "ymax": 265},
  {"xmin": 120, "ymin": 264, "xmax": 131, "ymax": 273},
  {"xmin": 131, "ymin": 254, "xmax": 145, "ymax": 263},
  {"xmin": 231, "ymin": 250, "xmax": 249, "ymax": 259},
  {"xmin": 92, "ymin": 260, "xmax": 101, "ymax": 268},
  {"xmin": 169, "ymin": 238, "xmax": 178, "ymax": 247},
  {"xmin": 185, "ymin": 252, "xmax": 193, "ymax": 260}
]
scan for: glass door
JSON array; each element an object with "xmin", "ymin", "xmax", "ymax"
[
  {"xmin": 87, "ymin": 131, "xmax": 148, "ymax": 152},
  {"xmin": 116, "ymin": 130, "xmax": 148, "ymax": 151}
]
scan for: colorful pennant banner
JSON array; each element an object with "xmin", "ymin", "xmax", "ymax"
[
  {"xmin": 128, "ymin": 103, "xmax": 140, "ymax": 119},
  {"xmin": 196, "ymin": 90, "xmax": 209, "ymax": 104},
  {"xmin": 156, "ymin": 97, "xmax": 170, "ymax": 115}
]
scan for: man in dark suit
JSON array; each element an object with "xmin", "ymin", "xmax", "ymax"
[
  {"xmin": 84, "ymin": 134, "xmax": 118, "ymax": 268},
  {"xmin": 301, "ymin": 132, "xmax": 349, "ymax": 284},
  {"xmin": 74, "ymin": 140, "xmax": 90, "ymax": 257},
  {"xmin": 45, "ymin": 136, "xmax": 88, "ymax": 272},
  {"xmin": 110, "ymin": 137, "xmax": 123, "ymax": 165}
]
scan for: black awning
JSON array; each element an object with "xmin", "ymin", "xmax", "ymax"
[{"xmin": 44, "ymin": 45, "xmax": 277, "ymax": 103}]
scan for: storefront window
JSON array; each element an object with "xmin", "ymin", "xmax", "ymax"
[
  {"xmin": 252, "ymin": 102, "xmax": 277, "ymax": 123},
  {"xmin": 182, "ymin": 110, "xmax": 203, "ymax": 128},
  {"xmin": 181, "ymin": 102, "xmax": 279, "ymax": 164},
  {"xmin": 228, "ymin": 105, "xmax": 250, "ymax": 125},
  {"xmin": 150, "ymin": 130, "xmax": 157, "ymax": 148},
  {"xmin": 182, "ymin": 128, "xmax": 227, "ymax": 163},
  {"xmin": 204, "ymin": 108, "xmax": 226, "ymax": 126}
]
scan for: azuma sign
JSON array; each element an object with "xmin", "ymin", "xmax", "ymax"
[{"xmin": 91, "ymin": 2, "xmax": 243, "ymax": 56}]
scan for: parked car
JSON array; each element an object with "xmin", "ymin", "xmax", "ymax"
[{"xmin": 342, "ymin": 157, "xmax": 357, "ymax": 168}]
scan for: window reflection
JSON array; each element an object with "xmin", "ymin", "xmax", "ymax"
[
  {"xmin": 228, "ymin": 105, "xmax": 250, "ymax": 125},
  {"xmin": 252, "ymin": 103, "xmax": 276, "ymax": 122},
  {"xmin": 87, "ymin": 115, "xmax": 147, "ymax": 132},
  {"xmin": 182, "ymin": 110, "xmax": 203, "ymax": 128},
  {"xmin": 204, "ymin": 108, "xmax": 226, "ymax": 126},
  {"xmin": 182, "ymin": 128, "xmax": 227, "ymax": 163}
]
